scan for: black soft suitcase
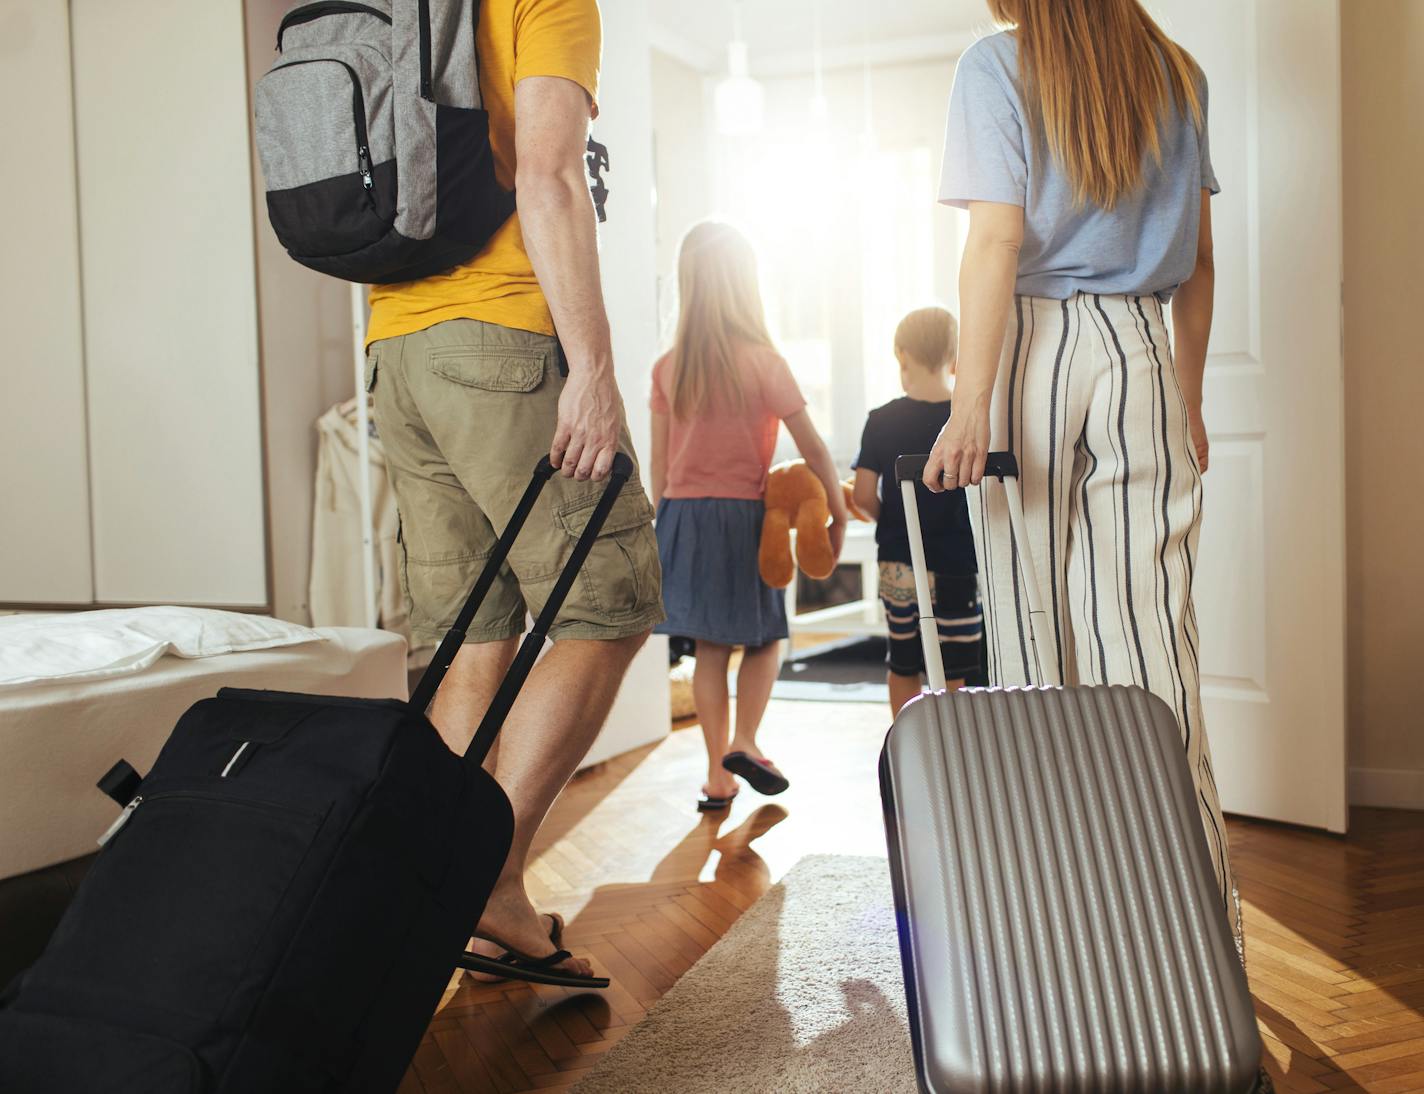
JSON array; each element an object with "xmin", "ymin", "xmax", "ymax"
[
  {"xmin": 880, "ymin": 453, "xmax": 1263, "ymax": 1093},
  {"xmin": 0, "ymin": 454, "xmax": 635, "ymax": 1094}
]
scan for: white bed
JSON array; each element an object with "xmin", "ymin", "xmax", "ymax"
[{"xmin": 0, "ymin": 626, "xmax": 406, "ymax": 880}]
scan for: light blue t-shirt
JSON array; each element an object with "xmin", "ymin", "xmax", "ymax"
[{"xmin": 939, "ymin": 31, "xmax": 1218, "ymax": 300}]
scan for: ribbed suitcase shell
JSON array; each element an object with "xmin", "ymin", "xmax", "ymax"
[{"xmin": 881, "ymin": 684, "xmax": 1261, "ymax": 1093}]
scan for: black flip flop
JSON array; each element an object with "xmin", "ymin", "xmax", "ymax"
[
  {"xmin": 721, "ymin": 751, "xmax": 790, "ymax": 796},
  {"xmin": 459, "ymin": 913, "xmax": 610, "ymax": 990},
  {"xmin": 697, "ymin": 791, "xmax": 738, "ymax": 812}
]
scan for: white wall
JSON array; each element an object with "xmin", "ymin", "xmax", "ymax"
[
  {"xmin": 650, "ymin": 50, "xmax": 710, "ymax": 314},
  {"xmin": 0, "ymin": 0, "xmax": 93, "ymax": 604},
  {"xmin": 584, "ymin": 0, "xmax": 671, "ymax": 764},
  {"xmin": 245, "ymin": 0, "xmax": 367, "ymax": 624}
]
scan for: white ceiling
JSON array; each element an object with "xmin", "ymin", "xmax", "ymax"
[{"xmin": 649, "ymin": 0, "xmax": 994, "ymax": 74}]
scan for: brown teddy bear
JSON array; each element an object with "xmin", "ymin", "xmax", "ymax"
[{"xmin": 758, "ymin": 461, "xmax": 869, "ymax": 588}]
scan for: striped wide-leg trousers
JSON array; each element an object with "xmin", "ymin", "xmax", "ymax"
[{"xmin": 966, "ymin": 292, "xmax": 1242, "ymax": 952}]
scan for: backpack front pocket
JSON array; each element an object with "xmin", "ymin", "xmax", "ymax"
[{"xmin": 255, "ymin": 49, "xmax": 397, "ymax": 259}]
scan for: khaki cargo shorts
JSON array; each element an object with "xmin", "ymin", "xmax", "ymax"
[{"xmin": 366, "ymin": 318, "xmax": 665, "ymax": 645}]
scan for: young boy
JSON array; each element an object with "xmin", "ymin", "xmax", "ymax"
[{"xmin": 852, "ymin": 306, "xmax": 984, "ymax": 714}]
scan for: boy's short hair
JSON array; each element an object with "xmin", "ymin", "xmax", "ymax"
[{"xmin": 895, "ymin": 306, "xmax": 958, "ymax": 369}]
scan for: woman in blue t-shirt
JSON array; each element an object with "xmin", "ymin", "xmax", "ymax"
[{"xmin": 923, "ymin": 0, "xmax": 1240, "ymax": 949}]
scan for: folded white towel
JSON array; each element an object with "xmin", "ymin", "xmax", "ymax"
[{"xmin": 0, "ymin": 607, "xmax": 325, "ymax": 690}]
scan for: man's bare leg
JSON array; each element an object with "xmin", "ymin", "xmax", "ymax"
[
  {"xmin": 429, "ymin": 637, "xmax": 518, "ymax": 756},
  {"xmin": 429, "ymin": 631, "xmax": 649, "ymax": 976}
]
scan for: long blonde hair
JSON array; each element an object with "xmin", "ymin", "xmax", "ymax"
[
  {"xmin": 668, "ymin": 221, "xmax": 775, "ymax": 419},
  {"xmin": 988, "ymin": 0, "xmax": 1203, "ymax": 210}
]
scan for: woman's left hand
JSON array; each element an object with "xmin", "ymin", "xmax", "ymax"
[
  {"xmin": 1188, "ymin": 409, "xmax": 1210, "ymax": 474},
  {"xmin": 925, "ymin": 390, "xmax": 992, "ymax": 493}
]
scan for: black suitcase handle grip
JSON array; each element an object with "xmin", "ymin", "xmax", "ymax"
[
  {"xmin": 894, "ymin": 451, "xmax": 1018, "ymax": 483},
  {"xmin": 409, "ymin": 453, "xmax": 635, "ymax": 767}
]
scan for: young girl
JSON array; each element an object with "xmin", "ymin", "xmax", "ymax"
[{"xmin": 650, "ymin": 221, "xmax": 847, "ymax": 811}]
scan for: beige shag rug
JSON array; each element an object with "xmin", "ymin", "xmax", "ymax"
[{"xmin": 574, "ymin": 855, "xmax": 916, "ymax": 1093}]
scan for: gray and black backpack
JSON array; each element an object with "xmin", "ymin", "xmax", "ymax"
[{"xmin": 254, "ymin": 1, "xmax": 515, "ymax": 284}]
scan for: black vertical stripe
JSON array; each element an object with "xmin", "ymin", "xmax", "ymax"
[
  {"xmin": 1199, "ymin": 787, "xmax": 1230, "ymax": 908},
  {"xmin": 1133, "ymin": 296, "xmax": 1193, "ymax": 754},
  {"xmin": 1093, "ymin": 295, "xmax": 1151, "ymax": 689},
  {"xmin": 1046, "ymin": 300, "xmax": 1071, "ymax": 683},
  {"xmin": 1006, "ymin": 297, "xmax": 1032, "ymax": 683},
  {"xmin": 1057, "ymin": 294, "xmax": 1085, "ymax": 684},
  {"xmin": 1130, "ymin": 299, "xmax": 1172, "ymax": 679},
  {"xmin": 1085, "ymin": 302, "xmax": 1136, "ymax": 675},
  {"xmin": 1079, "ymin": 435, "xmax": 1109, "ymax": 682}
]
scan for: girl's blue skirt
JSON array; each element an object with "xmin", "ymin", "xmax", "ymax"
[{"xmin": 653, "ymin": 498, "xmax": 788, "ymax": 648}]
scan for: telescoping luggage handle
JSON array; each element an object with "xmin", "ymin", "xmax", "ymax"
[
  {"xmin": 894, "ymin": 452, "xmax": 1054, "ymax": 690},
  {"xmin": 409, "ymin": 453, "xmax": 635, "ymax": 767}
]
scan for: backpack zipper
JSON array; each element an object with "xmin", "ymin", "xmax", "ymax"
[
  {"xmin": 270, "ymin": 57, "xmax": 378, "ymax": 210},
  {"xmin": 276, "ymin": 2, "xmax": 391, "ymax": 52},
  {"xmin": 416, "ymin": 0, "xmax": 433, "ymax": 99}
]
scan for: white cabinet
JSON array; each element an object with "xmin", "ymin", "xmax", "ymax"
[
  {"xmin": 0, "ymin": 0, "xmax": 93, "ymax": 604},
  {"xmin": 71, "ymin": 0, "xmax": 267, "ymax": 607},
  {"xmin": 1, "ymin": 0, "xmax": 352, "ymax": 616}
]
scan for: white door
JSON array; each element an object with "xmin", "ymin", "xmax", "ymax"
[{"xmin": 1164, "ymin": 0, "xmax": 1347, "ymax": 831}]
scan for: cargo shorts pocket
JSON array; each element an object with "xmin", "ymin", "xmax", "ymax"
[
  {"xmin": 554, "ymin": 487, "xmax": 659, "ymax": 622},
  {"xmin": 428, "ymin": 345, "xmax": 547, "ymax": 392}
]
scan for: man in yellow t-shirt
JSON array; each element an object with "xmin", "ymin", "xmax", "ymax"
[{"xmin": 364, "ymin": 0, "xmax": 662, "ymax": 988}]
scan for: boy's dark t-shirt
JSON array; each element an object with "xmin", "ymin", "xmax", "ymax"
[{"xmin": 853, "ymin": 396, "xmax": 977, "ymax": 575}]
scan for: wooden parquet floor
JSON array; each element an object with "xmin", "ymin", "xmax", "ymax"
[{"xmin": 398, "ymin": 699, "xmax": 1424, "ymax": 1094}]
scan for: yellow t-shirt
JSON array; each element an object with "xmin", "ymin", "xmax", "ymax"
[{"xmin": 366, "ymin": 0, "xmax": 601, "ymax": 344}]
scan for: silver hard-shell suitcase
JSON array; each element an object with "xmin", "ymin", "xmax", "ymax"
[{"xmin": 880, "ymin": 452, "xmax": 1262, "ymax": 1093}]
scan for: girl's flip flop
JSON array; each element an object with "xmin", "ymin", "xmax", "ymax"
[
  {"xmin": 459, "ymin": 913, "xmax": 610, "ymax": 990},
  {"xmin": 721, "ymin": 751, "xmax": 790, "ymax": 796},
  {"xmin": 697, "ymin": 790, "xmax": 739, "ymax": 812}
]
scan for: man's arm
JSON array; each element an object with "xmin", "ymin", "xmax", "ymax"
[
  {"xmin": 1171, "ymin": 190, "xmax": 1215, "ymax": 472},
  {"xmin": 515, "ymin": 75, "xmax": 621, "ymax": 481}
]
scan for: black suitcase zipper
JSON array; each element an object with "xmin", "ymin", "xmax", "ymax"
[
  {"xmin": 269, "ymin": 57, "xmax": 378, "ymax": 207},
  {"xmin": 277, "ymin": 2, "xmax": 391, "ymax": 52},
  {"xmin": 98, "ymin": 786, "xmax": 317, "ymax": 848}
]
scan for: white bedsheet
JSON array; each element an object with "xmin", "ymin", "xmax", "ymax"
[{"xmin": 0, "ymin": 627, "xmax": 406, "ymax": 880}]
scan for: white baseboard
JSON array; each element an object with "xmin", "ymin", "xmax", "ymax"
[{"xmin": 1348, "ymin": 766, "xmax": 1424, "ymax": 810}]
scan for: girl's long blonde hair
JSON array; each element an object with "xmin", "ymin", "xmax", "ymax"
[
  {"xmin": 988, "ymin": 0, "xmax": 1203, "ymax": 210},
  {"xmin": 667, "ymin": 221, "xmax": 775, "ymax": 419}
]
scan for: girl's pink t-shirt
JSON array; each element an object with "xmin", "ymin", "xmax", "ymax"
[{"xmin": 650, "ymin": 344, "xmax": 807, "ymax": 500}]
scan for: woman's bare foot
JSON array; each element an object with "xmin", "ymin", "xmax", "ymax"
[{"xmin": 470, "ymin": 885, "xmax": 593, "ymax": 980}]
